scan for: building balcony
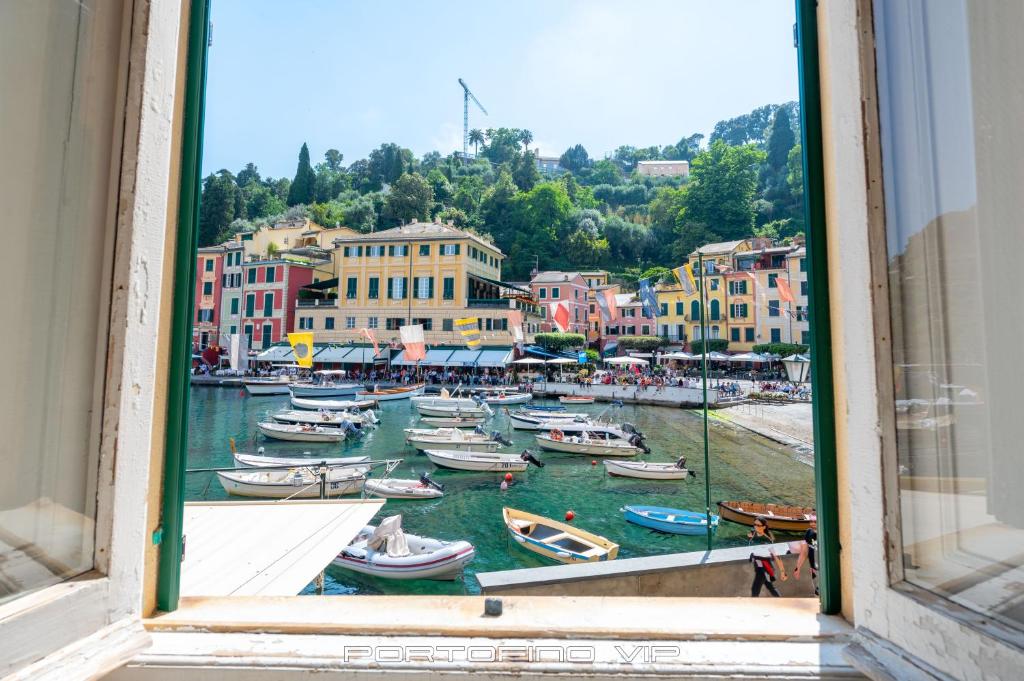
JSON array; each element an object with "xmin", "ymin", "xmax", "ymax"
[
  {"xmin": 295, "ymin": 298, "xmax": 337, "ymax": 308},
  {"xmin": 466, "ymin": 298, "xmax": 513, "ymax": 309}
]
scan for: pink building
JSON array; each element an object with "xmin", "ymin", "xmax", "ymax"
[
  {"xmin": 529, "ymin": 271, "xmax": 590, "ymax": 336},
  {"xmin": 599, "ymin": 293, "xmax": 651, "ymax": 355},
  {"xmin": 193, "ymin": 246, "xmax": 224, "ymax": 349},
  {"xmin": 240, "ymin": 260, "xmax": 315, "ymax": 350}
]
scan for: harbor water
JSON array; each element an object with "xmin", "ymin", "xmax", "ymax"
[{"xmin": 187, "ymin": 387, "xmax": 815, "ymax": 595}]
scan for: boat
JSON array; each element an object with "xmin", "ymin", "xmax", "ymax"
[
  {"xmin": 363, "ymin": 474, "xmax": 445, "ymax": 500},
  {"xmin": 535, "ymin": 430, "xmax": 645, "ymax": 457},
  {"xmin": 424, "ymin": 449, "xmax": 540, "ymax": 472},
  {"xmin": 242, "ymin": 376, "xmax": 293, "ymax": 396},
  {"xmin": 271, "ymin": 408, "xmax": 378, "ymax": 428},
  {"xmin": 419, "ymin": 415, "xmax": 486, "ymax": 428},
  {"xmin": 404, "ymin": 427, "xmax": 510, "ymax": 452},
  {"xmin": 559, "ymin": 395, "xmax": 595, "ymax": 404},
  {"xmin": 415, "ymin": 403, "xmax": 492, "ymax": 418},
  {"xmin": 410, "ymin": 387, "xmax": 479, "ymax": 409},
  {"xmin": 232, "ymin": 451, "xmax": 370, "ymax": 469},
  {"xmin": 603, "ymin": 458, "xmax": 694, "ymax": 480},
  {"xmin": 502, "ymin": 507, "xmax": 619, "ymax": 564},
  {"xmin": 290, "ymin": 396, "xmax": 378, "ymax": 411},
  {"xmin": 622, "ymin": 505, "xmax": 719, "ymax": 535},
  {"xmin": 716, "ymin": 501, "xmax": 817, "ymax": 533},
  {"xmin": 256, "ymin": 421, "xmax": 346, "ymax": 443},
  {"xmin": 357, "ymin": 383, "xmax": 426, "ymax": 401},
  {"xmin": 481, "ymin": 392, "xmax": 532, "ymax": 405},
  {"xmin": 508, "ymin": 410, "xmax": 592, "ymax": 430},
  {"xmin": 217, "ymin": 467, "xmax": 365, "ymax": 499},
  {"xmin": 289, "ymin": 370, "xmax": 361, "ymax": 398},
  {"xmin": 525, "ymin": 404, "xmax": 567, "ymax": 412},
  {"xmin": 332, "ymin": 515, "xmax": 475, "ymax": 580}
]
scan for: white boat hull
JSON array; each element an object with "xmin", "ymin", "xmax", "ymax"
[
  {"xmin": 363, "ymin": 478, "xmax": 444, "ymax": 499},
  {"xmin": 407, "ymin": 436, "xmax": 499, "ymax": 452},
  {"xmin": 559, "ymin": 396, "xmax": 595, "ymax": 404},
  {"xmin": 333, "ymin": 527, "xmax": 474, "ymax": 580},
  {"xmin": 424, "ymin": 449, "xmax": 529, "ymax": 472},
  {"xmin": 410, "ymin": 396, "xmax": 479, "ymax": 408},
  {"xmin": 357, "ymin": 384, "xmax": 425, "ymax": 401},
  {"xmin": 603, "ymin": 459, "xmax": 690, "ymax": 479},
  {"xmin": 419, "ymin": 416, "xmax": 485, "ymax": 428},
  {"xmin": 415, "ymin": 405, "xmax": 489, "ymax": 418},
  {"xmin": 509, "ymin": 413, "xmax": 591, "ymax": 430},
  {"xmin": 243, "ymin": 380, "xmax": 292, "ymax": 396},
  {"xmin": 483, "ymin": 393, "xmax": 532, "ymax": 405},
  {"xmin": 233, "ymin": 452, "xmax": 370, "ymax": 469},
  {"xmin": 290, "ymin": 396, "xmax": 378, "ymax": 410},
  {"xmin": 217, "ymin": 470, "xmax": 364, "ymax": 498},
  {"xmin": 289, "ymin": 383, "xmax": 361, "ymax": 398},
  {"xmin": 257, "ymin": 422, "xmax": 345, "ymax": 443},
  {"xmin": 535, "ymin": 434, "xmax": 641, "ymax": 457},
  {"xmin": 271, "ymin": 409, "xmax": 376, "ymax": 427}
]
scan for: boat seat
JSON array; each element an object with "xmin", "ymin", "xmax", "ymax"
[{"xmin": 511, "ymin": 519, "xmax": 533, "ymax": 529}]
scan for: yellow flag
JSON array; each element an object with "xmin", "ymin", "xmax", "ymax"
[
  {"xmin": 288, "ymin": 332, "xmax": 315, "ymax": 368},
  {"xmin": 455, "ymin": 317, "xmax": 482, "ymax": 349}
]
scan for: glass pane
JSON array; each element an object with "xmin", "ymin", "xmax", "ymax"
[
  {"xmin": 876, "ymin": 1, "xmax": 1024, "ymax": 629},
  {"xmin": 0, "ymin": 1, "xmax": 124, "ymax": 604}
]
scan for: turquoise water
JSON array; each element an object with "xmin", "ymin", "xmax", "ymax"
[{"xmin": 187, "ymin": 387, "xmax": 815, "ymax": 595}]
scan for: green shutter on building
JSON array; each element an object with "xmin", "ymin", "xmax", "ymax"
[
  {"xmin": 245, "ymin": 294, "xmax": 254, "ymax": 316},
  {"xmin": 387, "ymin": 277, "xmax": 394, "ymax": 299},
  {"xmin": 428, "ymin": 276, "xmax": 434, "ymax": 299}
]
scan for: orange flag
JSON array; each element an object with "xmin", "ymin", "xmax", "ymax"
[
  {"xmin": 776, "ymin": 278, "xmax": 796, "ymax": 304},
  {"xmin": 359, "ymin": 327, "xmax": 380, "ymax": 357}
]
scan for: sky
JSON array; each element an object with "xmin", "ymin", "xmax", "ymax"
[{"xmin": 201, "ymin": 0, "xmax": 799, "ymax": 178}]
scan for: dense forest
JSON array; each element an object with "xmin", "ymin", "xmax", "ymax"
[{"xmin": 198, "ymin": 102, "xmax": 804, "ymax": 281}]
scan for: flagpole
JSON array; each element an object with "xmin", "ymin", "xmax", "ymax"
[{"xmin": 698, "ymin": 252, "xmax": 712, "ymax": 552}]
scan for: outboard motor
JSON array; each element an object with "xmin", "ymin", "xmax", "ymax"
[
  {"xmin": 629, "ymin": 434, "xmax": 651, "ymax": 454},
  {"xmin": 419, "ymin": 472, "xmax": 445, "ymax": 491},
  {"xmin": 675, "ymin": 456, "xmax": 688, "ymax": 470},
  {"xmin": 341, "ymin": 421, "xmax": 360, "ymax": 437},
  {"xmin": 364, "ymin": 409, "xmax": 379, "ymax": 425},
  {"xmin": 491, "ymin": 431, "xmax": 512, "ymax": 447},
  {"xmin": 520, "ymin": 449, "xmax": 545, "ymax": 468},
  {"xmin": 622, "ymin": 422, "xmax": 645, "ymax": 440},
  {"xmin": 474, "ymin": 425, "xmax": 486, "ymax": 435}
]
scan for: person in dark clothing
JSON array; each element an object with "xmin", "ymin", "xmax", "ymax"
[
  {"xmin": 748, "ymin": 516, "xmax": 787, "ymax": 597},
  {"xmin": 794, "ymin": 520, "xmax": 819, "ymax": 596}
]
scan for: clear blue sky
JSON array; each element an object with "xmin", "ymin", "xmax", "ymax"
[{"xmin": 202, "ymin": 0, "xmax": 799, "ymax": 178}]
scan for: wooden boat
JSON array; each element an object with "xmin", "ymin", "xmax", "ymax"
[
  {"xmin": 419, "ymin": 415, "xmax": 486, "ymax": 428},
  {"xmin": 415, "ymin": 403, "xmax": 492, "ymax": 418},
  {"xmin": 333, "ymin": 516, "xmax": 474, "ymax": 580},
  {"xmin": 290, "ymin": 396, "xmax": 378, "ymax": 411},
  {"xmin": 535, "ymin": 431, "xmax": 643, "ymax": 457},
  {"xmin": 503, "ymin": 507, "xmax": 618, "ymax": 564},
  {"xmin": 233, "ymin": 451, "xmax": 369, "ymax": 469},
  {"xmin": 481, "ymin": 392, "xmax": 532, "ymax": 405},
  {"xmin": 363, "ymin": 477, "xmax": 444, "ymax": 500},
  {"xmin": 424, "ymin": 449, "xmax": 532, "ymax": 472},
  {"xmin": 271, "ymin": 408, "xmax": 378, "ymax": 427},
  {"xmin": 622, "ymin": 505, "xmax": 719, "ymax": 535},
  {"xmin": 603, "ymin": 459, "xmax": 694, "ymax": 480},
  {"xmin": 217, "ymin": 467, "xmax": 365, "ymax": 499},
  {"xmin": 716, "ymin": 501, "xmax": 817, "ymax": 533},
  {"xmin": 257, "ymin": 421, "xmax": 346, "ymax": 443},
  {"xmin": 242, "ymin": 376, "xmax": 292, "ymax": 395},
  {"xmin": 559, "ymin": 395, "xmax": 595, "ymax": 404},
  {"xmin": 404, "ymin": 427, "xmax": 509, "ymax": 452},
  {"xmin": 357, "ymin": 383, "xmax": 426, "ymax": 401}
]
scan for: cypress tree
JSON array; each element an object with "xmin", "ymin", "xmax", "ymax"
[{"xmin": 286, "ymin": 142, "xmax": 316, "ymax": 206}]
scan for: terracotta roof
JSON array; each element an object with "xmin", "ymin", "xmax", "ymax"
[
  {"xmin": 530, "ymin": 271, "xmax": 585, "ymax": 284},
  {"xmin": 331, "ymin": 221, "xmax": 502, "ymax": 256}
]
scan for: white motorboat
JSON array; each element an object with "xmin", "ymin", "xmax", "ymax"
[
  {"xmin": 508, "ymin": 410, "xmax": 592, "ymax": 430},
  {"xmin": 290, "ymin": 396, "xmax": 378, "ymax": 411},
  {"xmin": 415, "ymin": 403, "xmax": 492, "ymax": 418},
  {"xmin": 242, "ymin": 376, "xmax": 293, "ymax": 395},
  {"xmin": 232, "ymin": 451, "xmax": 370, "ymax": 470},
  {"xmin": 363, "ymin": 475, "xmax": 445, "ymax": 500},
  {"xmin": 332, "ymin": 516, "xmax": 475, "ymax": 580},
  {"xmin": 289, "ymin": 370, "xmax": 361, "ymax": 398},
  {"xmin": 423, "ymin": 449, "xmax": 540, "ymax": 472},
  {"xmin": 257, "ymin": 421, "xmax": 346, "ymax": 443},
  {"xmin": 357, "ymin": 383, "xmax": 425, "ymax": 401},
  {"xmin": 404, "ymin": 427, "xmax": 510, "ymax": 452},
  {"xmin": 603, "ymin": 458, "xmax": 694, "ymax": 480},
  {"xmin": 535, "ymin": 431, "xmax": 644, "ymax": 457},
  {"xmin": 217, "ymin": 467, "xmax": 365, "ymax": 499},
  {"xmin": 410, "ymin": 395, "xmax": 480, "ymax": 409},
  {"xmin": 481, "ymin": 392, "xmax": 532, "ymax": 405},
  {"xmin": 271, "ymin": 408, "xmax": 378, "ymax": 428},
  {"xmin": 419, "ymin": 415, "xmax": 485, "ymax": 428}
]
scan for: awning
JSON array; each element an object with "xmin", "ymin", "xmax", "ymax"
[
  {"xmin": 446, "ymin": 349, "xmax": 483, "ymax": 366},
  {"xmin": 392, "ymin": 347, "xmax": 456, "ymax": 366},
  {"xmin": 339, "ymin": 347, "xmax": 379, "ymax": 364},
  {"xmin": 256, "ymin": 344, "xmax": 316, "ymax": 363},
  {"xmin": 179, "ymin": 499, "xmax": 383, "ymax": 597},
  {"xmin": 313, "ymin": 346, "xmax": 356, "ymax": 363},
  {"xmin": 470, "ymin": 273, "xmax": 532, "ymax": 296},
  {"xmin": 477, "ymin": 348, "xmax": 513, "ymax": 367},
  {"xmin": 302, "ymin": 277, "xmax": 339, "ymax": 291}
]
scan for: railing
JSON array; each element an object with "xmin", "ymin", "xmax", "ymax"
[
  {"xmin": 295, "ymin": 298, "xmax": 338, "ymax": 308},
  {"xmin": 466, "ymin": 298, "xmax": 511, "ymax": 309}
]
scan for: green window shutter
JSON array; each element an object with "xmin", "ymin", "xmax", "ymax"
[
  {"xmin": 245, "ymin": 294, "xmax": 255, "ymax": 316},
  {"xmin": 443, "ymin": 277, "xmax": 454, "ymax": 300},
  {"xmin": 247, "ymin": 268, "xmax": 256, "ymax": 284},
  {"xmin": 420, "ymin": 244, "xmax": 429, "ymax": 256},
  {"xmin": 263, "ymin": 293, "xmax": 273, "ymax": 316},
  {"xmin": 454, "ymin": 244, "xmax": 460, "ymax": 255},
  {"xmin": 388, "ymin": 245, "xmax": 394, "ymax": 257},
  {"xmin": 400, "ymin": 277, "xmax": 407, "ymax": 299},
  {"xmin": 387, "ymin": 278, "xmax": 394, "ymax": 299},
  {"xmin": 230, "ymin": 298, "xmax": 238, "ymax": 314},
  {"xmin": 676, "ymin": 301, "xmax": 683, "ymax": 315},
  {"xmin": 428, "ymin": 277, "xmax": 434, "ymax": 299}
]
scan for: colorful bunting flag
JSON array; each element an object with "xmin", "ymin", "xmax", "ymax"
[
  {"xmin": 673, "ymin": 263, "xmax": 697, "ymax": 296},
  {"xmin": 287, "ymin": 332, "xmax": 315, "ymax": 368},
  {"xmin": 399, "ymin": 324, "xmax": 426, "ymax": 361},
  {"xmin": 638, "ymin": 278, "xmax": 661, "ymax": 318},
  {"xmin": 595, "ymin": 288, "xmax": 619, "ymax": 321},
  {"xmin": 548, "ymin": 301, "xmax": 571, "ymax": 332},
  {"xmin": 507, "ymin": 310, "xmax": 525, "ymax": 348},
  {"xmin": 359, "ymin": 327, "xmax": 380, "ymax": 357},
  {"xmin": 455, "ymin": 317, "xmax": 482, "ymax": 348},
  {"xmin": 776, "ymin": 278, "xmax": 796, "ymax": 304}
]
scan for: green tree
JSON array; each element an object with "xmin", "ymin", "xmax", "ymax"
[
  {"xmin": 286, "ymin": 143, "xmax": 316, "ymax": 206},
  {"xmin": 198, "ymin": 170, "xmax": 237, "ymax": 246},
  {"xmin": 587, "ymin": 159, "xmax": 623, "ymax": 185},
  {"xmin": 425, "ymin": 168, "xmax": 453, "ymax": 206},
  {"xmin": 787, "ymin": 144, "xmax": 804, "ymax": 202},
  {"xmin": 236, "ymin": 162, "xmax": 261, "ymax": 187},
  {"xmin": 618, "ymin": 336, "xmax": 664, "ymax": 352},
  {"xmin": 324, "ymin": 148, "xmax": 344, "ymax": 171},
  {"xmin": 511, "ymin": 151, "xmax": 541, "ymax": 192},
  {"xmin": 519, "ymin": 129, "xmax": 534, "ymax": 153},
  {"xmin": 383, "ymin": 173, "xmax": 433, "ymax": 225},
  {"xmin": 534, "ymin": 332, "xmax": 586, "ymax": 351},
  {"xmin": 566, "ymin": 229, "xmax": 609, "ymax": 267},
  {"xmin": 683, "ymin": 140, "xmax": 764, "ymax": 241},
  {"xmin": 481, "ymin": 128, "xmax": 525, "ymax": 165},
  {"xmin": 364, "ymin": 143, "xmax": 413, "ymax": 190},
  {"xmin": 437, "ymin": 206, "xmax": 470, "ymax": 228},
  {"xmin": 243, "ymin": 182, "xmax": 285, "ymax": 219},
  {"xmin": 559, "ymin": 144, "xmax": 590, "ymax": 173},
  {"xmin": 468, "ymin": 129, "xmax": 485, "ymax": 156}
]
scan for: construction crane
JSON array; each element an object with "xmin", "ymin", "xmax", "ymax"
[{"xmin": 458, "ymin": 78, "xmax": 488, "ymax": 157}]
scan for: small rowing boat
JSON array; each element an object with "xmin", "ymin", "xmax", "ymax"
[
  {"xmin": 503, "ymin": 507, "xmax": 618, "ymax": 564},
  {"xmin": 419, "ymin": 415, "xmax": 486, "ymax": 428},
  {"xmin": 559, "ymin": 395, "xmax": 595, "ymax": 404},
  {"xmin": 332, "ymin": 516, "xmax": 474, "ymax": 580},
  {"xmin": 233, "ymin": 451, "xmax": 369, "ymax": 469},
  {"xmin": 535, "ymin": 431, "xmax": 643, "ymax": 457},
  {"xmin": 716, "ymin": 501, "xmax": 817, "ymax": 533},
  {"xmin": 423, "ymin": 449, "xmax": 537, "ymax": 472},
  {"xmin": 257, "ymin": 421, "xmax": 346, "ymax": 443},
  {"xmin": 217, "ymin": 467, "xmax": 364, "ymax": 499},
  {"xmin": 603, "ymin": 458, "xmax": 694, "ymax": 480},
  {"xmin": 405, "ymin": 427, "xmax": 510, "ymax": 452},
  {"xmin": 622, "ymin": 505, "xmax": 719, "ymax": 535},
  {"xmin": 290, "ymin": 396, "xmax": 378, "ymax": 411},
  {"xmin": 357, "ymin": 383, "xmax": 425, "ymax": 401},
  {"xmin": 415, "ymin": 403, "xmax": 492, "ymax": 418},
  {"xmin": 363, "ymin": 475, "xmax": 445, "ymax": 500}
]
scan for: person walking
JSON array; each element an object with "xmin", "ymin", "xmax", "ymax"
[
  {"xmin": 748, "ymin": 516, "xmax": 787, "ymax": 597},
  {"xmin": 792, "ymin": 519, "xmax": 819, "ymax": 596}
]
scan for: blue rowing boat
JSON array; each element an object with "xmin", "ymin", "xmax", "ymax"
[
  {"xmin": 621, "ymin": 505, "xmax": 719, "ymax": 535},
  {"xmin": 528, "ymin": 404, "xmax": 566, "ymax": 412}
]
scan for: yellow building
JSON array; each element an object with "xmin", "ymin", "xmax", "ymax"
[
  {"xmin": 654, "ymin": 284, "xmax": 688, "ymax": 345},
  {"xmin": 580, "ymin": 270, "xmax": 611, "ymax": 342},
  {"xmin": 685, "ymin": 240, "xmax": 755, "ymax": 346},
  {"xmin": 232, "ymin": 217, "xmax": 357, "ymax": 263},
  {"xmin": 736, "ymin": 243, "xmax": 809, "ymax": 347},
  {"xmin": 297, "ymin": 220, "xmax": 542, "ymax": 347}
]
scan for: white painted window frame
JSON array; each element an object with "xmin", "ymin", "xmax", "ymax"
[{"xmin": 0, "ymin": 0, "xmax": 184, "ymax": 677}]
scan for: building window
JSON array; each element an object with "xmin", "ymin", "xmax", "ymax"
[
  {"xmin": 345, "ymin": 316, "xmax": 356, "ymax": 329},
  {"xmin": 768, "ymin": 273, "xmax": 778, "ymax": 288},
  {"xmin": 368, "ymin": 277, "xmax": 379, "ymax": 299},
  {"xmin": 660, "ymin": 303, "xmax": 668, "ymax": 316},
  {"xmin": 801, "ymin": 280, "xmax": 809, "ymax": 296},
  {"xmin": 442, "ymin": 277, "xmax": 455, "ymax": 300},
  {"xmin": 325, "ymin": 317, "xmax": 335, "ymax": 330},
  {"xmin": 675, "ymin": 301, "xmax": 684, "ymax": 315},
  {"xmin": 770, "ymin": 328, "xmax": 781, "ymax": 343},
  {"xmin": 244, "ymin": 324, "xmax": 253, "ymax": 341},
  {"xmin": 229, "ymin": 325, "xmax": 237, "ymax": 334},
  {"xmin": 388, "ymin": 277, "xmax": 406, "ymax": 299},
  {"xmin": 346, "ymin": 277, "xmax": 357, "ymax": 299},
  {"xmin": 261, "ymin": 324, "xmax": 272, "ymax": 348},
  {"xmin": 731, "ymin": 327, "xmax": 740, "ymax": 342},
  {"xmin": 245, "ymin": 294, "xmax": 255, "ymax": 317},
  {"xmin": 297, "ymin": 317, "xmax": 312, "ymax": 330},
  {"xmin": 801, "ymin": 330, "xmax": 810, "ymax": 345},
  {"xmin": 709, "ymin": 299, "xmax": 720, "ymax": 321},
  {"xmin": 442, "ymin": 319, "xmax": 453, "ymax": 331},
  {"xmin": 263, "ymin": 292, "xmax": 273, "ymax": 316},
  {"xmin": 385, "ymin": 317, "xmax": 403, "ymax": 330},
  {"xmin": 266, "ymin": 266, "xmax": 275, "ymax": 283},
  {"xmin": 416, "ymin": 276, "xmax": 433, "ymax": 299},
  {"xmin": 441, "ymin": 243, "xmax": 460, "ymax": 256},
  {"xmin": 641, "ymin": 325, "xmax": 650, "ymax": 335},
  {"xmin": 419, "ymin": 244, "xmax": 429, "ymax": 256},
  {"xmin": 745, "ymin": 328, "xmax": 754, "ymax": 342},
  {"xmin": 247, "ymin": 268, "xmax": 256, "ymax": 284},
  {"xmin": 367, "ymin": 316, "xmax": 378, "ymax": 329},
  {"xmin": 230, "ymin": 298, "xmax": 239, "ymax": 315},
  {"xmin": 388, "ymin": 244, "xmax": 408, "ymax": 257},
  {"xmin": 204, "ymin": 258, "xmax": 213, "ymax": 271},
  {"xmin": 202, "ymin": 281, "xmax": 212, "ymax": 295},
  {"xmin": 538, "ymin": 288, "xmax": 547, "ymax": 299},
  {"xmin": 799, "ymin": 257, "xmax": 807, "ymax": 272},
  {"xmin": 551, "ymin": 287, "xmax": 560, "ymax": 298},
  {"xmin": 768, "ymin": 300, "xmax": 780, "ymax": 317},
  {"xmin": 709, "ymin": 279, "xmax": 719, "ymax": 291},
  {"xmin": 367, "ymin": 245, "xmax": 384, "ymax": 257},
  {"xmin": 690, "ymin": 300, "xmax": 700, "ymax": 321},
  {"xmin": 414, "ymin": 317, "xmax": 433, "ymax": 331}
]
